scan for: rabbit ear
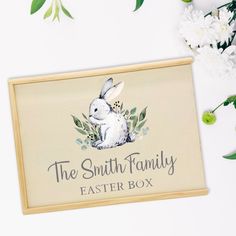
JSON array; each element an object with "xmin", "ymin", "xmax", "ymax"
[
  {"xmin": 104, "ymin": 81, "xmax": 124, "ymax": 101},
  {"xmin": 100, "ymin": 78, "xmax": 113, "ymax": 98}
]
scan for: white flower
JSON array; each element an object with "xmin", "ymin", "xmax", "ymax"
[
  {"xmin": 196, "ymin": 45, "xmax": 236, "ymax": 78},
  {"xmin": 179, "ymin": 5, "xmax": 236, "ymax": 79},
  {"xmin": 179, "ymin": 6, "xmax": 217, "ymax": 48},
  {"xmin": 213, "ymin": 8, "xmax": 235, "ymax": 45}
]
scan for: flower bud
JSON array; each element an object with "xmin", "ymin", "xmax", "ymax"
[{"xmin": 202, "ymin": 111, "xmax": 216, "ymax": 125}]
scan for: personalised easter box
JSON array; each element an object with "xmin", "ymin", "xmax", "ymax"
[{"xmin": 9, "ymin": 57, "xmax": 207, "ymax": 214}]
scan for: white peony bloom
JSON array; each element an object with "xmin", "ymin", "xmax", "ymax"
[
  {"xmin": 213, "ymin": 8, "xmax": 235, "ymax": 46},
  {"xmin": 196, "ymin": 45, "xmax": 236, "ymax": 78},
  {"xmin": 179, "ymin": 6, "xmax": 217, "ymax": 48},
  {"xmin": 179, "ymin": 5, "xmax": 236, "ymax": 79}
]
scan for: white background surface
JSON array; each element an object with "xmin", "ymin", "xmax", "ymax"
[{"xmin": 0, "ymin": 0, "xmax": 236, "ymax": 235}]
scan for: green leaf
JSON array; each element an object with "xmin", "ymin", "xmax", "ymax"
[
  {"xmin": 82, "ymin": 113, "xmax": 89, "ymax": 121},
  {"xmin": 133, "ymin": 116, "xmax": 138, "ymax": 128},
  {"xmin": 136, "ymin": 120, "xmax": 146, "ymax": 131},
  {"xmin": 130, "ymin": 107, "xmax": 137, "ymax": 115},
  {"xmin": 134, "ymin": 0, "xmax": 144, "ymax": 11},
  {"xmin": 223, "ymin": 152, "xmax": 236, "ymax": 160},
  {"xmin": 139, "ymin": 107, "xmax": 147, "ymax": 122},
  {"xmin": 75, "ymin": 128, "xmax": 87, "ymax": 135},
  {"xmin": 224, "ymin": 101, "xmax": 230, "ymax": 106},
  {"xmin": 120, "ymin": 103, "xmax": 123, "ymax": 111},
  {"xmin": 124, "ymin": 110, "xmax": 129, "ymax": 116},
  {"xmin": 71, "ymin": 115, "xmax": 82, "ymax": 128},
  {"xmin": 31, "ymin": 0, "xmax": 46, "ymax": 14},
  {"xmin": 182, "ymin": 0, "xmax": 192, "ymax": 3},
  {"xmin": 228, "ymin": 95, "xmax": 236, "ymax": 102},
  {"xmin": 234, "ymin": 100, "xmax": 236, "ymax": 109},
  {"xmin": 127, "ymin": 122, "xmax": 131, "ymax": 130},
  {"xmin": 60, "ymin": 3, "xmax": 73, "ymax": 19},
  {"xmin": 83, "ymin": 122, "xmax": 90, "ymax": 132},
  {"xmin": 130, "ymin": 115, "xmax": 136, "ymax": 120},
  {"xmin": 53, "ymin": 2, "xmax": 60, "ymax": 21},
  {"xmin": 44, "ymin": 4, "xmax": 53, "ymax": 19},
  {"xmin": 224, "ymin": 95, "xmax": 236, "ymax": 105}
]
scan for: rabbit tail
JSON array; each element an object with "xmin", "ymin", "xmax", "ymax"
[{"xmin": 126, "ymin": 132, "xmax": 135, "ymax": 143}]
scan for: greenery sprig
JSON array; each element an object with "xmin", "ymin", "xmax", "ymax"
[
  {"xmin": 112, "ymin": 101, "xmax": 148, "ymax": 135},
  {"xmin": 202, "ymin": 95, "xmax": 236, "ymax": 125},
  {"xmin": 202, "ymin": 95, "xmax": 236, "ymax": 160},
  {"xmin": 71, "ymin": 114, "xmax": 100, "ymax": 150},
  {"xmin": 31, "ymin": 0, "xmax": 145, "ymax": 21},
  {"xmin": 30, "ymin": 0, "xmax": 196, "ymax": 21},
  {"xmin": 31, "ymin": 0, "xmax": 73, "ymax": 21},
  {"xmin": 72, "ymin": 101, "xmax": 148, "ymax": 150}
]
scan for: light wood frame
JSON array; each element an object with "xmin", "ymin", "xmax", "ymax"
[{"xmin": 9, "ymin": 57, "xmax": 208, "ymax": 214}]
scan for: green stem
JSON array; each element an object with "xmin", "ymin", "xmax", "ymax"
[
  {"xmin": 229, "ymin": 30, "xmax": 236, "ymax": 44},
  {"xmin": 212, "ymin": 101, "xmax": 224, "ymax": 113},
  {"xmin": 204, "ymin": 2, "xmax": 231, "ymax": 17},
  {"xmin": 229, "ymin": 18, "xmax": 234, "ymax": 24},
  {"xmin": 218, "ymin": 2, "xmax": 232, "ymax": 9},
  {"xmin": 58, "ymin": 0, "xmax": 63, "ymax": 8}
]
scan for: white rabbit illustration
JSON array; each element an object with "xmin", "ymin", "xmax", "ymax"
[{"xmin": 89, "ymin": 78, "xmax": 135, "ymax": 150}]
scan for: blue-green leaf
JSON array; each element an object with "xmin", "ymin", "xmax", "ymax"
[
  {"xmin": 76, "ymin": 138, "xmax": 83, "ymax": 145},
  {"xmin": 31, "ymin": 0, "xmax": 46, "ymax": 14},
  {"xmin": 134, "ymin": 0, "xmax": 144, "ymax": 11},
  {"xmin": 81, "ymin": 145, "xmax": 87, "ymax": 150}
]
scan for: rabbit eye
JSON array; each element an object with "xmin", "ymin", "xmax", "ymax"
[{"xmin": 94, "ymin": 108, "xmax": 98, "ymax": 112}]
